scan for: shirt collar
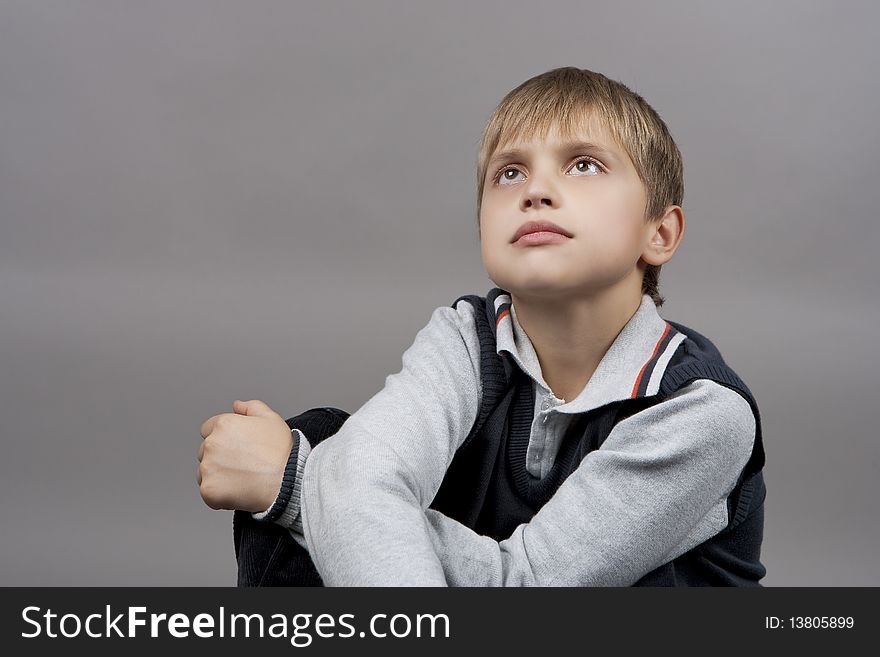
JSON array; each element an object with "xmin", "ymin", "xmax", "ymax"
[{"xmin": 490, "ymin": 289, "xmax": 686, "ymax": 414}]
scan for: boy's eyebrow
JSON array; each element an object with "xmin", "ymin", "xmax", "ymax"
[{"xmin": 488, "ymin": 140, "xmax": 617, "ymax": 168}]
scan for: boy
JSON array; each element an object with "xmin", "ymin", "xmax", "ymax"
[{"xmin": 198, "ymin": 66, "xmax": 766, "ymax": 586}]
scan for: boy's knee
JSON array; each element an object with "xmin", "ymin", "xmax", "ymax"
[
  {"xmin": 233, "ymin": 509, "xmax": 323, "ymax": 587},
  {"xmin": 284, "ymin": 406, "xmax": 350, "ymax": 448}
]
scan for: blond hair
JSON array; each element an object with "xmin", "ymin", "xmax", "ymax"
[{"xmin": 476, "ymin": 67, "xmax": 683, "ymax": 307}]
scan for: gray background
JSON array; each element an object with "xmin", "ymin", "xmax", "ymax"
[{"xmin": 1, "ymin": 0, "xmax": 877, "ymax": 586}]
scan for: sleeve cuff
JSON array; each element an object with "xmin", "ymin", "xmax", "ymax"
[{"xmin": 251, "ymin": 428, "xmax": 311, "ymax": 532}]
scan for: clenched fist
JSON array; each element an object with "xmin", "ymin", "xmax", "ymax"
[{"xmin": 198, "ymin": 399, "xmax": 294, "ymax": 513}]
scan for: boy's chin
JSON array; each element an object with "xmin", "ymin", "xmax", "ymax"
[{"xmin": 496, "ymin": 278, "xmax": 582, "ymax": 302}]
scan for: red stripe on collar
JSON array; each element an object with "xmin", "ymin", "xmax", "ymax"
[{"xmin": 630, "ymin": 322, "xmax": 672, "ymax": 398}]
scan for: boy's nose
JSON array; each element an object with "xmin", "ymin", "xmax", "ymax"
[
  {"xmin": 521, "ymin": 190, "xmax": 554, "ymax": 210},
  {"xmin": 520, "ymin": 171, "xmax": 558, "ymax": 210},
  {"xmin": 525, "ymin": 195, "xmax": 553, "ymax": 208}
]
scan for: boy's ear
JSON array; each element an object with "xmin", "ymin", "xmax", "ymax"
[{"xmin": 641, "ymin": 205, "xmax": 685, "ymax": 267}]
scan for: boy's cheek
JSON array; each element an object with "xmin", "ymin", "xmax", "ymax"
[{"xmin": 478, "ymin": 243, "xmax": 501, "ymax": 274}]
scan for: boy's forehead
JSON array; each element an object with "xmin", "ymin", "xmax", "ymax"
[{"xmin": 492, "ymin": 116, "xmax": 626, "ymax": 164}]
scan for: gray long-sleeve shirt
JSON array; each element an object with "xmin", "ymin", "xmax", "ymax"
[{"xmin": 253, "ymin": 292, "xmax": 757, "ymax": 586}]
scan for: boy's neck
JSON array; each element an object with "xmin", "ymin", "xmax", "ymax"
[{"xmin": 509, "ymin": 277, "xmax": 644, "ymax": 403}]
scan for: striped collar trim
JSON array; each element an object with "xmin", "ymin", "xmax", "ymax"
[{"xmin": 490, "ymin": 288, "xmax": 686, "ymax": 414}]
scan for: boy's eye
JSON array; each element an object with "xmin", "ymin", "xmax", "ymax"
[
  {"xmin": 494, "ymin": 157, "xmax": 603, "ymax": 185},
  {"xmin": 498, "ymin": 168, "xmax": 524, "ymax": 184},
  {"xmin": 570, "ymin": 158, "xmax": 603, "ymax": 176}
]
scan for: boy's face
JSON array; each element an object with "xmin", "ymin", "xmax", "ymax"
[{"xmin": 479, "ymin": 116, "xmax": 656, "ymax": 302}]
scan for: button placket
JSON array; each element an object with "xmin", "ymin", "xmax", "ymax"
[{"xmin": 541, "ymin": 395, "xmax": 551, "ymax": 423}]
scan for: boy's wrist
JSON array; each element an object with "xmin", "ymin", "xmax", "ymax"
[{"xmin": 251, "ymin": 428, "xmax": 310, "ymax": 532}]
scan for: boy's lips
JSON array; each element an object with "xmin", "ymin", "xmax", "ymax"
[{"xmin": 511, "ymin": 220, "xmax": 573, "ymax": 243}]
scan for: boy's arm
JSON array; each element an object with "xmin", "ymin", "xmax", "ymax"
[
  {"xmin": 299, "ymin": 302, "xmax": 483, "ymax": 586},
  {"xmin": 422, "ymin": 378, "xmax": 757, "ymax": 586}
]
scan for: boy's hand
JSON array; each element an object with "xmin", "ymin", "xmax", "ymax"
[{"xmin": 198, "ymin": 399, "xmax": 294, "ymax": 513}]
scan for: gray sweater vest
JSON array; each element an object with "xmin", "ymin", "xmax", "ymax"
[{"xmin": 429, "ymin": 288, "xmax": 767, "ymax": 586}]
